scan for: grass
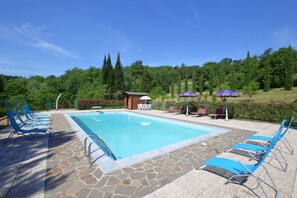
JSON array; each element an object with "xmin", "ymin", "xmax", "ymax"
[
  {"xmin": 168, "ymin": 80, "xmax": 297, "ymax": 103},
  {"xmin": 234, "ymin": 87, "xmax": 297, "ymax": 103}
]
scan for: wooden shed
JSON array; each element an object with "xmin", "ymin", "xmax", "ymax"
[{"xmin": 124, "ymin": 91, "xmax": 148, "ymax": 110}]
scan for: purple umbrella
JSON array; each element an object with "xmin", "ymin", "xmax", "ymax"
[
  {"xmin": 214, "ymin": 90, "xmax": 240, "ymax": 97},
  {"xmin": 214, "ymin": 90, "xmax": 240, "ymax": 120},
  {"xmin": 179, "ymin": 92, "xmax": 199, "ymax": 115}
]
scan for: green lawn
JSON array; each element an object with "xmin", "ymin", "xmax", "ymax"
[
  {"xmin": 234, "ymin": 87, "xmax": 297, "ymax": 103},
  {"xmin": 167, "ymin": 84, "xmax": 297, "ymax": 103}
]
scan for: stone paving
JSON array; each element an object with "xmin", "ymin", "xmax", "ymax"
[
  {"xmin": 44, "ymin": 113, "xmax": 255, "ymax": 197},
  {"xmin": 2, "ymin": 109, "xmax": 297, "ymax": 197},
  {"xmin": 0, "ymin": 123, "xmax": 48, "ymax": 198}
]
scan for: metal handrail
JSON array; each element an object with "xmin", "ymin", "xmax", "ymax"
[
  {"xmin": 84, "ymin": 134, "xmax": 117, "ymax": 166},
  {"xmin": 84, "ymin": 134, "xmax": 100, "ymax": 157}
]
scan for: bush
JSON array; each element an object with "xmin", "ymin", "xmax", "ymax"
[
  {"xmin": 78, "ymin": 99, "xmax": 124, "ymax": 110},
  {"xmin": 152, "ymin": 101, "xmax": 297, "ymax": 125}
]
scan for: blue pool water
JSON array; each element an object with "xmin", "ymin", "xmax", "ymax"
[{"xmin": 70, "ymin": 111, "xmax": 224, "ymax": 159}]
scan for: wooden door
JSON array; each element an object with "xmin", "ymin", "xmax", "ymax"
[{"xmin": 128, "ymin": 96, "xmax": 132, "ymax": 110}]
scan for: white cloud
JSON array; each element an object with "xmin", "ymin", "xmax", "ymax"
[
  {"xmin": 273, "ymin": 27, "xmax": 297, "ymax": 47},
  {"xmin": 0, "ymin": 24, "xmax": 78, "ymax": 59},
  {"xmin": 190, "ymin": 7, "xmax": 200, "ymax": 24}
]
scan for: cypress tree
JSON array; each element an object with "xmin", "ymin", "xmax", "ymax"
[
  {"xmin": 244, "ymin": 51, "xmax": 251, "ymax": 85},
  {"xmin": 192, "ymin": 70, "xmax": 197, "ymax": 92},
  {"xmin": 284, "ymin": 45, "xmax": 293, "ymax": 90},
  {"xmin": 209, "ymin": 70, "xmax": 214, "ymax": 95},
  {"xmin": 199, "ymin": 74, "xmax": 204, "ymax": 95},
  {"xmin": 171, "ymin": 81, "xmax": 175, "ymax": 98},
  {"xmin": 262, "ymin": 48, "xmax": 272, "ymax": 92},
  {"xmin": 102, "ymin": 55, "xmax": 107, "ymax": 84},
  {"xmin": 106, "ymin": 53, "xmax": 114, "ymax": 98},
  {"xmin": 114, "ymin": 52, "xmax": 125, "ymax": 92},
  {"xmin": 184, "ymin": 77, "xmax": 188, "ymax": 92},
  {"xmin": 177, "ymin": 76, "xmax": 181, "ymax": 95}
]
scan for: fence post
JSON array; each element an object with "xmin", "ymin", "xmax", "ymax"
[{"xmin": 75, "ymin": 99, "xmax": 78, "ymax": 110}]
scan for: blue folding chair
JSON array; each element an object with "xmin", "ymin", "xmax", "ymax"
[
  {"xmin": 24, "ymin": 105, "xmax": 49, "ymax": 119},
  {"xmin": 201, "ymin": 123, "xmax": 282, "ymax": 198},
  {"xmin": 4, "ymin": 110, "xmax": 51, "ymax": 144},
  {"xmin": 245, "ymin": 117, "xmax": 294, "ymax": 155},
  {"xmin": 22, "ymin": 106, "xmax": 50, "ymax": 123},
  {"xmin": 14, "ymin": 109, "xmax": 49, "ymax": 128},
  {"xmin": 230, "ymin": 120, "xmax": 287, "ymax": 171}
]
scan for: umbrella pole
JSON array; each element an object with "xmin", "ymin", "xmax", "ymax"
[
  {"xmin": 186, "ymin": 98, "xmax": 188, "ymax": 115},
  {"xmin": 225, "ymin": 98, "xmax": 228, "ymax": 121}
]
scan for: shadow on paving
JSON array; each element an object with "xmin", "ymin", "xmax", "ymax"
[
  {"xmin": 0, "ymin": 132, "xmax": 49, "ymax": 198},
  {"xmin": 43, "ymin": 114, "xmax": 106, "ymax": 197},
  {"xmin": 45, "ymin": 130, "xmax": 78, "ymax": 191}
]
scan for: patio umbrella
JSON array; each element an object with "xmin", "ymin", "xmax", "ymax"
[
  {"xmin": 214, "ymin": 90, "xmax": 240, "ymax": 120},
  {"xmin": 178, "ymin": 91, "xmax": 199, "ymax": 115},
  {"xmin": 140, "ymin": 96, "xmax": 151, "ymax": 104}
]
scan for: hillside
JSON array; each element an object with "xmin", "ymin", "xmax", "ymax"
[{"xmin": 167, "ymin": 80, "xmax": 297, "ymax": 103}]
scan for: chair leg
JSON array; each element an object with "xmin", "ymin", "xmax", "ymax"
[
  {"xmin": 271, "ymin": 148, "xmax": 287, "ymax": 172},
  {"xmin": 241, "ymin": 162, "xmax": 277, "ymax": 198},
  {"xmin": 281, "ymin": 137, "xmax": 294, "ymax": 155},
  {"xmin": 261, "ymin": 164, "xmax": 278, "ymax": 198},
  {"xmin": 4, "ymin": 131, "xmax": 16, "ymax": 144}
]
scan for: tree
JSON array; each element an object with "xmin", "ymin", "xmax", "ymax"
[
  {"xmin": 0, "ymin": 76, "xmax": 4, "ymax": 96},
  {"xmin": 77, "ymin": 84, "xmax": 107, "ymax": 99},
  {"xmin": 106, "ymin": 53, "xmax": 114, "ymax": 98},
  {"xmin": 177, "ymin": 75, "xmax": 181, "ymax": 95},
  {"xmin": 3, "ymin": 78, "xmax": 28, "ymax": 97},
  {"xmin": 260, "ymin": 48, "xmax": 272, "ymax": 92},
  {"xmin": 141, "ymin": 68, "xmax": 152, "ymax": 93},
  {"xmin": 244, "ymin": 51, "xmax": 252, "ymax": 85},
  {"xmin": 269, "ymin": 47, "xmax": 297, "ymax": 88},
  {"xmin": 184, "ymin": 76, "xmax": 188, "ymax": 92},
  {"xmin": 114, "ymin": 53, "xmax": 125, "ymax": 94},
  {"xmin": 192, "ymin": 70, "xmax": 197, "ymax": 92},
  {"xmin": 170, "ymin": 81, "xmax": 175, "ymax": 98},
  {"xmin": 85, "ymin": 66, "xmax": 100, "ymax": 84},
  {"xmin": 284, "ymin": 45, "xmax": 294, "ymax": 90},
  {"xmin": 102, "ymin": 55, "xmax": 107, "ymax": 84},
  {"xmin": 241, "ymin": 81, "xmax": 259, "ymax": 102},
  {"xmin": 199, "ymin": 74, "xmax": 204, "ymax": 95},
  {"xmin": 149, "ymin": 86, "xmax": 166, "ymax": 100},
  {"xmin": 128, "ymin": 60, "xmax": 144, "ymax": 92},
  {"xmin": 208, "ymin": 70, "xmax": 214, "ymax": 95}
]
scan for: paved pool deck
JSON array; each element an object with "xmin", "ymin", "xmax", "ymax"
[{"xmin": 0, "ymin": 109, "xmax": 296, "ymax": 198}]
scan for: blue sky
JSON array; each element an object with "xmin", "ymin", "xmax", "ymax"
[{"xmin": 0, "ymin": 0, "xmax": 297, "ymax": 77}]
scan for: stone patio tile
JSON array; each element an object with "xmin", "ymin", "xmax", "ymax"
[
  {"xmin": 114, "ymin": 185, "xmax": 137, "ymax": 195},
  {"xmin": 174, "ymin": 169, "xmax": 225, "ymax": 197},
  {"xmin": 132, "ymin": 186, "xmax": 154, "ymax": 198},
  {"xmin": 88, "ymin": 189, "xmax": 104, "ymax": 198},
  {"xmin": 75, "ymin": 188, "xmax": 91, "ymax": 197},
  {"xmin": 147, "ymin": 183, "xmax": 195, "ymax": 198}
]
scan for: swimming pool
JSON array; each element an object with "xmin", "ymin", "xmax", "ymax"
[{"xmin": 69, "ymin": 111, "xmax": 227, "ymax": 161}]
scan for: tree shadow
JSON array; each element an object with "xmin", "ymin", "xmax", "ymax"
[{"xmin": 0, "ymin": 113, "xmax": 82, "ymax": 198}]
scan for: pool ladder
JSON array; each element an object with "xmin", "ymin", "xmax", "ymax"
[{"xmin": 84, "ymin": 134, "xmax": 116, "ymax": 166}]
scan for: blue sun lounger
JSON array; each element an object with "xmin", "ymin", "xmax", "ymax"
[
  {"xmin": 22, "ymin": 106, "xmax": 50, "ymax": 123},
  {"xmin": 230, "ymin": 120, "xmax": 287, "ymax": 171},
  {"xmin": 201, "ymin": 124, "xmax": 281, "ymax": 198},
  {"xmin": 24, "ymin": 105, "xmax": 49, "ymax": 119},
  {"xmin": 4, "ymin": 110, "xmax": 51, "ymax": 144},
  {"xmin": 245, "ymin": 117, "xmax": 294, "ymax": 155},
  {"xmin": 14, "ymin": 109, "xmax": 49, "ymax": 128}
]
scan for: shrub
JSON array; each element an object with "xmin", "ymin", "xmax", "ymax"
[
  {"xmin": 152, "ymin": 100, "xmax": 297, "ymax": 125},
  {"xmin": 78, "ymin": 99, "xmax": 124, "ymax": 110}
]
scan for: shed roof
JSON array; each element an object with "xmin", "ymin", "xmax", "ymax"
[{"xmin": 124, "ymin": 91, "xmax": 148, "ymax": 96}]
